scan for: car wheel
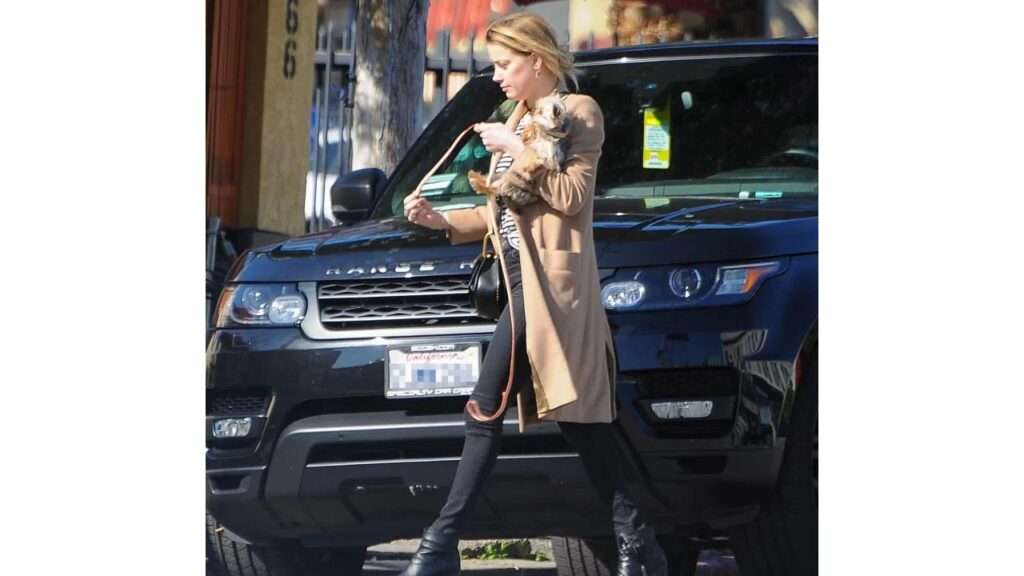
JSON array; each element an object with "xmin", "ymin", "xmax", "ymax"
[
  {"xmin": 728, "ymin": 344, "xmax": 818, "ymax": 576},
  {"xmin": 206, "ymin": 512, "xmax": 367, "ymax": 576},
  {"xmin": 550, "ymin": 532, "xmax": 699, "ymax": 576}
]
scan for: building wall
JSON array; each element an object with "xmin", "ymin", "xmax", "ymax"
[
  {"xmin": 569, "ymin": 0, "xmax": 614, "ymax": 49},
  {"xmin": 207, "ymin": 0, "xmax": 250, "ymax": 226},
  {"xmin": 237, "ymin": 0, "xmax": 317, "ymax": 237}
]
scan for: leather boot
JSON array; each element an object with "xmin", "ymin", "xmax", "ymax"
[
  {"xmin": 397, "ymin": 528, "xmax": 461, "ymax": 576},
  {"xmin": 616, "ymin": 524, "xmax": 668, "ymax": 576}
]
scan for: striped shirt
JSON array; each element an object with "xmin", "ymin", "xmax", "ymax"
[{"xmin": 494, "ymin": 114, "xmax": 530, "ymax": 252}]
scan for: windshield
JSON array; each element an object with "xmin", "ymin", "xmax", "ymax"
[{"xmin": 372, "ymin": 53, "xmax": 817, "ymax": 219}]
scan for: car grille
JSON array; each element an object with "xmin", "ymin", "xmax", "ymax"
[
  {"xmin": 634, "ymin": 368, "xmax": 740, "ymax": 397},
  {"xmin": 318, "ymin": 276, "xmax": 484, "ymax": 329},
  {"xmin": 207, "ymin": 390, "xmax": 272, "ymax": 416}
]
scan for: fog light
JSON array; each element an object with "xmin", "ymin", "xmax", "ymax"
[
  {"xmin": 650, "ymin": 401, "xmax": 714, "ymax": 419},
  {"xmin": 213, "ymin": 418, "xmax": 252, "ymax": 438}
]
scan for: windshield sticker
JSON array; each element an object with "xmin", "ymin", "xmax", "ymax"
[
  {"xmin": 420, "ymin": 173, "xmax": 457, "ymax": 196},
  {"xmin": 643, "ymin": 102, "xmax": 671, "ymax": 170},
  {"xmin": 754, "ymin": 191, "xmax": 784, "ymax": 199},
  {"xmin": 644, "ymin": 197, "xmax": 670, "ymax": 209}
]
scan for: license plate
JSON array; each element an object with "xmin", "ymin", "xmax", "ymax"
[{"xmin": 385, "ymin": 342, "xmax": 481, "ymax": 399}]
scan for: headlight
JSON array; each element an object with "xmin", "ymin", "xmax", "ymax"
[
  {"xmin": 601, "ymin": 281, "xmax": 646, "ymax": 309},
  {"xmin": 602, "ymin": 260, "xmax": 785, "ymax": 311},
  {"xmin": 668, "ymin": 268, "xmax": 702, "ymax": 299},
  {"xmin": 269, "ymin": 295, "xmax": 306, "ymax": 324},
  {"xmin": 239, "ymin": 286, "xmax": 273, "ymax": 318},
  {"xmin": 215, "ymin": 285, "xmax": 307, "ymax": 327}
]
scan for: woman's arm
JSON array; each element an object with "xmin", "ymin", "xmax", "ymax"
[
  {"xmin": 403, "ymin": 190, "xmax": 488, "ymax": 244},
  {"xmin": 443, "ymin": 205, "xmax": 491, "ymax": 245},
  {"xmin": 501, "ymin": 95, "xmax": 604, "ymax": 216}
]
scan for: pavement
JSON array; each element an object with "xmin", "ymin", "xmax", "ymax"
[
  {"xmin": 365, "ymin": 538, "xmax": 740, "ymax": 576},
  {"xmin": 208, "ymin": 537, "xmax": 740, "ymax": 576},
  {"xmin": 366, "ymin": 539, "xmax": 556, "ymax": 576}
]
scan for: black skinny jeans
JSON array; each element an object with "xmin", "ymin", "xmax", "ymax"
[{"xmin": 429, "ymin": 248, "xmax": 642, "ymax": 538}]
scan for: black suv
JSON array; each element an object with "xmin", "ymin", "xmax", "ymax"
[{"xmin": 207, "ymin": 38, "xmax": 818, "ymax": 576}]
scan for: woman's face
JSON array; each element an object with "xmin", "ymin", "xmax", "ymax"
[{"xmin": 486, "ymin": 43, "xmax": 538, "ymax": 101}]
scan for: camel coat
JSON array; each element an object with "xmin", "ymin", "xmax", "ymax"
[{"xmin": 444, "ymin": 92, "xmax": 618, "ymax": 433}]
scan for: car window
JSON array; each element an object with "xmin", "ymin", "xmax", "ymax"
[
  {"xmin": 373, "ymin": 83, "xmax": 509, "ymax": 219},
  {"xmin": 374, "ymin": 52, "xmax": 817, "ymax": 219},
  {"xmin": 589, "ymin": 54, "xmax": 817, "ymax": 203}
]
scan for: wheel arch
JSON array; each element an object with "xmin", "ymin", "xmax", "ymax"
[{"xmin": 778, "ymin": 320, "xmax": 817, "ymax": 439}]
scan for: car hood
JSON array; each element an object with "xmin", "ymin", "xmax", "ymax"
[
  {"xmin": 588, "ymin": 196, "xmax": 817, "ymax": 267},
  {"xmin": 229, "ymin": 197, "xmax": 817, "ymax": 282}
]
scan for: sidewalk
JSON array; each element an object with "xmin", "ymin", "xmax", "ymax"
[
  {"xmin": 366, "ymin": 539, "xmax": 556, "ymax": 576},
  {"xmin": 365, "ymin": 538, "xmax": 740, "ymax": 576}
]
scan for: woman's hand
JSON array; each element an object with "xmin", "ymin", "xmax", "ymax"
[
  {"xmin": 402, "ymin": 190, "xmax": 449, "ymax": 230},
  {"xmin": 473, "ymin": 122, "xmax": 525, "ymax": 156}
]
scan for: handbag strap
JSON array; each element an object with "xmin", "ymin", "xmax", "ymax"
[{"xmin": 480, "ymin": 231, "xmax": 498, "ymax": 257}]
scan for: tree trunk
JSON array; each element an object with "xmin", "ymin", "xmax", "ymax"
[{"xmin": 352, "ymin": 0, "xmax": 429, "ymax": 176}]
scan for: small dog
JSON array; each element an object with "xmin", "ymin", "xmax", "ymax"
[{"xmin": 468, "ymin": 95, "xmax": 570, "ymax": 212}]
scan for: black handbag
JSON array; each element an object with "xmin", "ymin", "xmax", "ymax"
[{"xmin": 467, "ymin": 232, "xmax": 507, "ymax": 320}]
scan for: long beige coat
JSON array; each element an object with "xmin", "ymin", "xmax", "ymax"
[{"xmin": 445, "ymin": 92, "xmax": 618, "ymax": 433}]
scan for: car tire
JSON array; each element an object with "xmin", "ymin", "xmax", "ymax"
[
  {"xmin": 550, "ymin": 533, "xmax": 699, "ymax": 576},
  {"xmin": 728, "ymin": 344, "xmax": 818, "ymax": 576},
  {"xmin": 206, "ymin": 512, "xmax": 367, "ymax": 576}
]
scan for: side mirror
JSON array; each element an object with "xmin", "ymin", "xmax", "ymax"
[{"xmin": 331, "ymin": 168, "xmax": 386, "ymax": 224}]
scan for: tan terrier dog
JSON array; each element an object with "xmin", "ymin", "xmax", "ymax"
[{"xmin": 468, "ymin": 95, "xmax": 570, "ymax": 212}]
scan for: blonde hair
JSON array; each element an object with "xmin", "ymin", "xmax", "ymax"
[{"xmin": 485, "ymin": 12, "xmax": 578, "ymax": 91}]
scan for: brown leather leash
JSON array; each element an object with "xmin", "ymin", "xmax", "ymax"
[
  {"xmin": 464, "ymin": 226, "xmax": 518, "ymax": 423},
  {"xmin": 412, "ymin": 121, "xmax": 521, "ymax": 424}
]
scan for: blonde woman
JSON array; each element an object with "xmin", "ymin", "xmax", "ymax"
[{"xmin": 402, "ymin": 12, "xmax": 668, "ymax": 576}]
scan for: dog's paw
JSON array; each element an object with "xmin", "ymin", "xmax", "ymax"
[{"xmin": 467, "ymin": 170, "xmax": 493, "ymax": 196}]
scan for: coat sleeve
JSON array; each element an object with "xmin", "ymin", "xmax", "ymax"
[
  {"xmin": 502, "ymin": 95, "xmax": 604, "ymax": 217},
  {"xmin": 443, "ymin": 204, "xmax": 491, "ymax": 245}
]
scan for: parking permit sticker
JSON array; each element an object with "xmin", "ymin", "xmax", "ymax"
[
  {"xmin": 643, "ymin": 103, "xmax": 670, "ymax": 170},
  {"xmin": 755, "ymin": 191, "xmax": 784, "ymax": 199},
  {"xmin": 644, "ymin": 197, "xmax": 670, "ymax": 208}
]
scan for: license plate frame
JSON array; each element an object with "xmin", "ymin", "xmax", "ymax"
[{"xmin": 385, "ymin": 342, "xmax": 481, "ymax": 399}]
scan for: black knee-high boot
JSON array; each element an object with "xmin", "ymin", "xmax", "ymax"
[
  {"xmin": 397, "ymin": 527, "xmax": 461, "ymax": 576},
  {"xmin": 557, "ymin": 421, "xmax": 668, "ymax": 576},
  {"xmin": 397, "ymin": 416, "xmax": 505, "ymax": 576},
  {"xmin": 615, "ymin": 523, "xmax": 668, "ymax": 576}
]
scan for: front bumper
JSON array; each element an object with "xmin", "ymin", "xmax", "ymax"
[{"xmin": 207, "ymin": 408, "xmax": 783, "ymax": 547}]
